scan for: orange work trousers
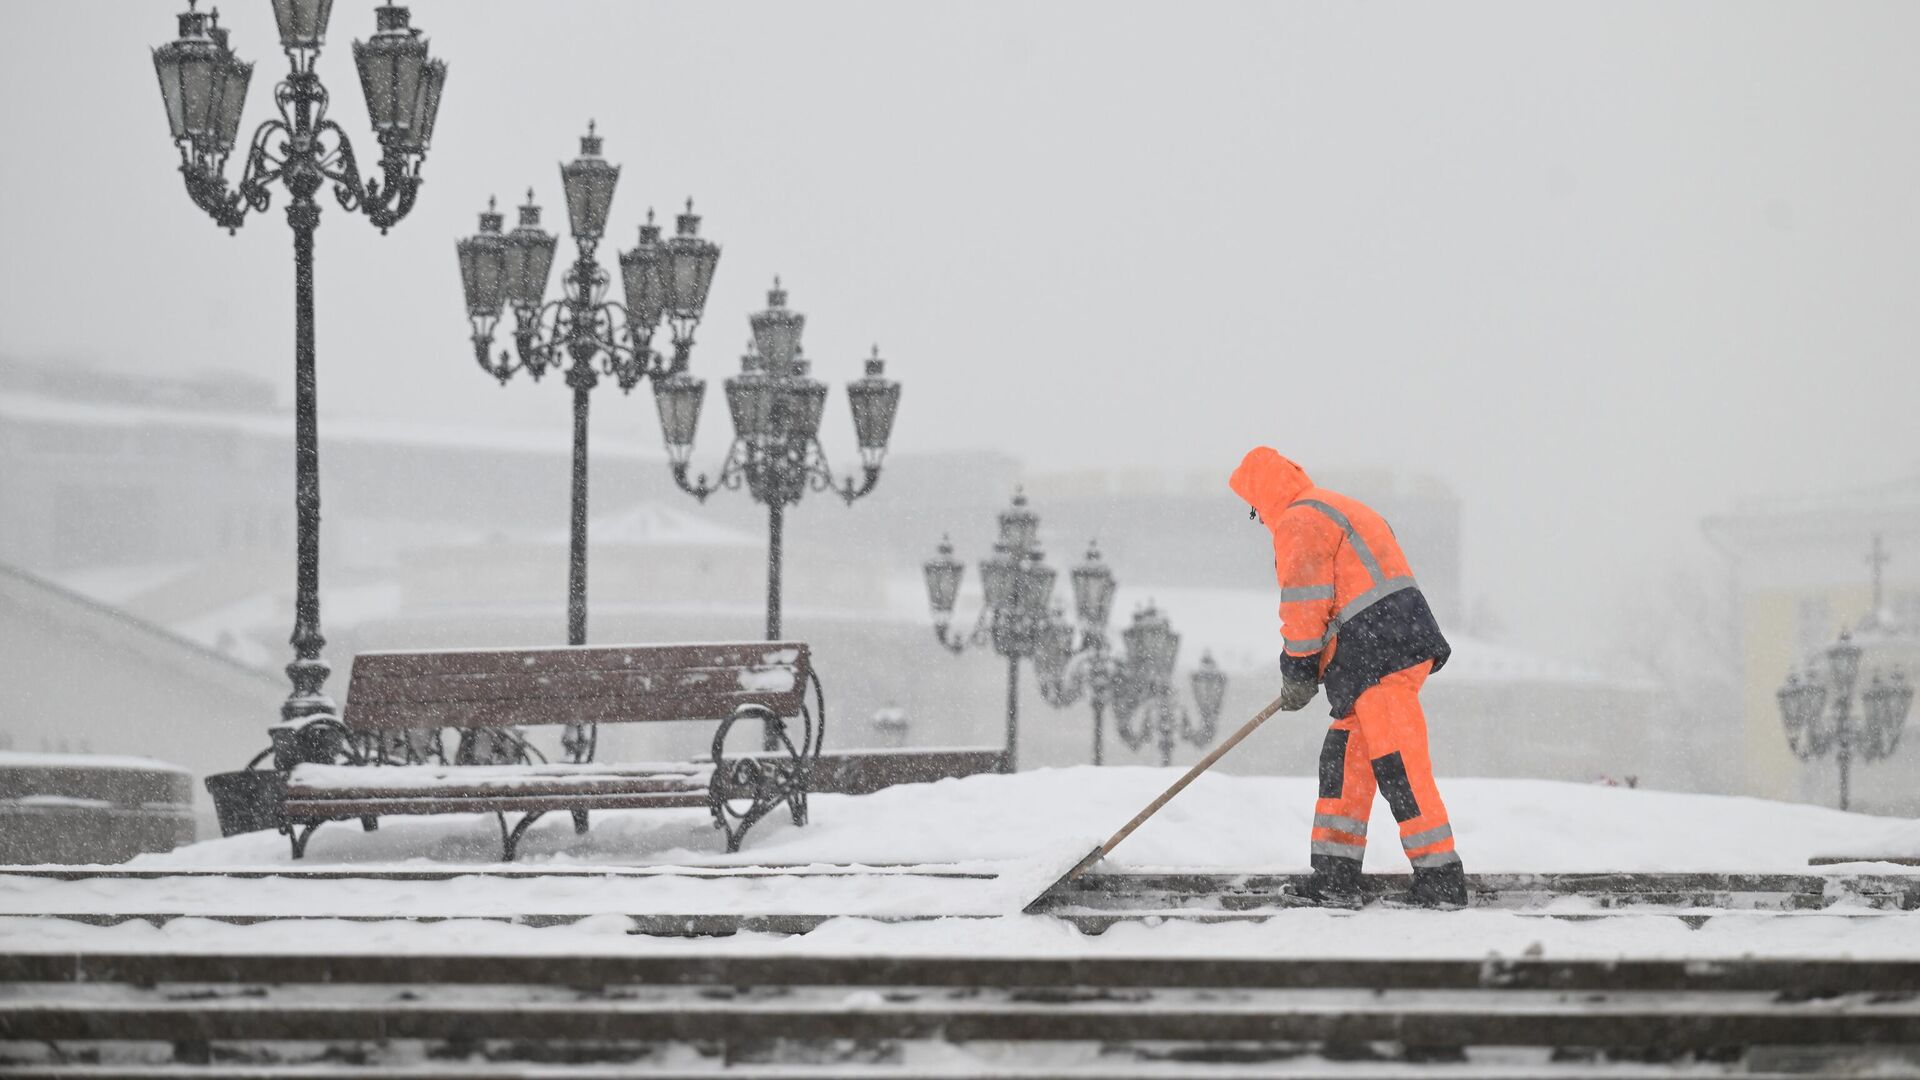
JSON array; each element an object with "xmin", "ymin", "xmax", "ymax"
[{"xmin": 1308, "ymin": 660, "xmax": 1460, "ymax": 870}]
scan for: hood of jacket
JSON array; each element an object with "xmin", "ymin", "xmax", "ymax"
[{"xmin": 1228, "ymin": 446, "xmax": 1313, "ymax": 523}]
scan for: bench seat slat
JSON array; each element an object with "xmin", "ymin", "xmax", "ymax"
[
  {"xmin": 287, "ymin": 777, "xmax": 711, "ymax": 801},
  {"xmin": 284, "ymin": 792, "xmax": 712, "ymax": 818},
  {"xmin": 340, "ymin": 643, "xmax": 811, "ymax": 732},
  {"xmin": 344, "ymin": 696, "xmax": 797, "ymax": 731},
  {"xmin": 348, "ymin": 668, "xmax": 803, "ymax": 705},
  {"xmin": 289, "ymin": 763, "xmax": 709, "ymax": 785},
  {"xmin": 347, "ymin": 642, "xmax": 809, "ymax": 679}
]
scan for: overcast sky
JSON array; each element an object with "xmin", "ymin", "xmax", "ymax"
[{"xmin": 4, "ymin": 2, "xmax": 1918, "ymax": 657}]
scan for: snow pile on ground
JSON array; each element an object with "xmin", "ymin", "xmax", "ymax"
[{"xmin": 147, "ymin": 767, "xmax": 1920, "ymax": 874}]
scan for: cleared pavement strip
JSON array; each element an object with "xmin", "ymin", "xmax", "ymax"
[
  {"xmin": 7, "ymin": 985, "xmax": 1920, "ymax": 1046},
  {"xmin": 10, "ymin": 953, "xmax": 1920, "ymax": 993},
  {"xmin": 0, "ymin": 1066, "xmax": 1866, "ymax": 1080}
]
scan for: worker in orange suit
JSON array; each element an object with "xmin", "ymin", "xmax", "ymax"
[{"xmin": 1228, "ymin": 446, "xmax": 1466, "ymax": 909}]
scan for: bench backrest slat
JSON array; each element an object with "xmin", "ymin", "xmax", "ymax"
[{"xmin": 341, "ymin": 642, "xmax": 810, "ymax": 732}]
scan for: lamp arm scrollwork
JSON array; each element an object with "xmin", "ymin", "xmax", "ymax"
[
  {"xmin": 182, "ymin": 116, "xmax": 285, "ymax": 233},
  {"xmin": 320, "ymin": 121, "xmax": 419, "ymax": 232},
  {"xmin": 673, "ymin": 440, "xmax": 750, "ymax": 504}
]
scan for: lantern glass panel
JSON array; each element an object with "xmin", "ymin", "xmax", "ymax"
[
  {"xmin": 560, "ymin": 138, "xmax": 619, "ymax": 242},
  {"xmin": 652, "ymin": 372, "xmax": 706, "ymax": 455},
  {"xmin": 389, "ymin": 50, "xmax": 426, "ymax": 134},
  {"xmin": 1192, "ymin": 653, "xmax": 1228, "ymax": 717},
  {"xmin": 501, "ymin": 198, "xmax": 554, "ymax": 306},
  {"xmin": 503, "ymin": 230, "xmax": 556, "ymax": 308},
  {"xmin": 618, "ymin": 222, "xmax": 670, "ymax": 334},
  {"xmin": 666, "ymin": 207, "xmax": 720, "ymax": 320},
  {"xmin": 924, "ymin": 545, "xmax": 965, "ymax": 618},
  {"xmin": 351, "ymin": 41, "xmax": 395, "ymax": 131},
  {"xmin": 1827, "ymin": 635, "xmax": 1864, "ymax": 699},
  {"xmin": 161, "ymin": 37, "xmax": 220, "ymax": 142},
  {"xmin": 1035, "ymin": 620, "xmax": 1074, "ymax": 682},
  {"xmin": 457, "ymin": 239, "xmax": 507, "ymax": 319},
  {"xmin": 848, "ymin": 354, "xmax": 901, "ymax": 452},
  {"xmin": 1017, "ymin": 561, "xmax": 1057, "ymax": 618},
  {"xmin": 786, "ymin": 379, "xmax": 828, "ymax": 444},
  {"xmin": 154, "ymin": 46, "xmax": 190, "ymax": 138},
  {"xmin": 396, "ymin": 58, "xmax": 446, "ymax": 152},
  {"xmin": 1125, "ymin": 609, "xmax": 1180, "ymax": 687},
  {"xmin": 981, "ymin": 551, "xmax": 1016, "ymax": 611},
  {"xmin": 725, "ymin": 365, "xmax": 775, "ymax": 442},
  {"xmin": 998, "ymin": 497, "xmax": 1039, "ymax": 554},
  {"xmin": 751, "ymin": 289, "xmax": 805, "ymax": 368},
  {"xmin": 210, "ymin": 57, "xmax": 251, "ymax": 151},
  {"xmin": 271, "ymin": 0, "xmax": 334, "ymax": 51},
  {"xmin": 1071, "ymin": 547, "xmax": 1117, "ymax": 629},
  {"xmin": 456, "ymin": 206, "xmax": 508, "ymax": 319}
]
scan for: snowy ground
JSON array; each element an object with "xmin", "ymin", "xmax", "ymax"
[
  {"xmin": 140, "ymin": 768, "xmax": 1920, "ymax": 873},
  {"xmin": 4, "ymin": 769, "xmax": 1919, "ymax": 959}
]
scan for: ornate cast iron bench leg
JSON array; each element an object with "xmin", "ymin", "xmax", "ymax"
[
  {"xmin": 285, "ymin": 820, "xmax": 324, "ymax": 860},
  {"xmin": 709, "ymin": 704, "xmax": 810, "ymax": 853},
  {"xmin": 497, "ymin": 810, "xmax": 547, "ymax": 862},
  {"xmin": 572, "ymin": 808, "xmax": 590, "ymax": 835}
]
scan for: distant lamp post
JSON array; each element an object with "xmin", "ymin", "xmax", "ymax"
[
  {"xmin": 1776, "ymin": 630, "xmax": 1915, "ymax": 810},
  {"xmin": 659, "ymin": 280, "xmax": 901, "ymax": 644},
  {"xmin": 924, "ymin": 491, "xmax": 1057, "ymax": 770},
  {"xmin": 1109, "ymin": 604, "xmax": 1230, "ymax": 767},
  {"xmin": 457, "ymin": 127, "xmax": 719, "ymax": 760},
  {"xmin": 926, "ymin": 495, "xmax": 1227, "ymax": 769},
  {"xmin": 151, "ymin": 0, "xmax": 446, "ymax": 742}
]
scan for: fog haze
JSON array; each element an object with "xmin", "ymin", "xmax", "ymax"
[{"xmin": 4, "ymin": 2, "xmax": 1918, "ymax": 656}]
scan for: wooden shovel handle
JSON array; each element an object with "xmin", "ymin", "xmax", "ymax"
[{"xmin": 1093, "ymin": 692, "xmax": 1289, "ymax": 859}]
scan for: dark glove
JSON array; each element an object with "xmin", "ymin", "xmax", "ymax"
[{"xmin": 1278, "ymin": 678, "xmax": 1319, "ymax": 712}]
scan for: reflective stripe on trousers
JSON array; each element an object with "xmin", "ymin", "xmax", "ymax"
[
  {"xmin": 1313, "ymin": 812, "xmax": 1369, "ymax": 838},
  {"xmin": 1310, "ymin": 838, "xmax": 1365, "ymax": 860}
]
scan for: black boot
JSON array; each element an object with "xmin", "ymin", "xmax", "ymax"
[
  {"xmin": 1281, "ymin": 854, "xmax": 1363, "ymax": 909},
  {"xmin": 1403, "ymin": 861, "xmax": 1468, "ymax": 909}
]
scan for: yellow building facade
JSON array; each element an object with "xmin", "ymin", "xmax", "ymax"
[{"xmin": 1705, "ymin": 477, "xmax": 1920, "ymax": 815}]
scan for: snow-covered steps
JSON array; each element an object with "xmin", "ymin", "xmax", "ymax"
[
  {"xmin": 1043, "ymin": 869, "xmax": 1920, "ymax": 914},
  {"xmin": 5, "ymin": 954, "xmax": 1920, "ymax": 1076},
  {"xmin": 12, "ymin": 952, "xmax": 1920, "ymax": 992},
  {"xmin": 5, "ymin": 869, "xmax": 1914, "ymax": 928},
  {"xmin": 0, "ymin": 1064, "xmax": 1883, "ymax": 1079}
]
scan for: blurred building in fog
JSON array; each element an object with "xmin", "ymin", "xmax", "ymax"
[
  {"xmin": 5, "ymin": 358, "xmax": 1658, "ymax": 794},
  {"xmin": 0, "ymin": 561, "xmax": 282, "ymax": 834},
  {"xmin": 1706, "ymin": 476, "xmax": 1920, "ymax": 815}
]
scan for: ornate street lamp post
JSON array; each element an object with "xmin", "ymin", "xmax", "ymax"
[
  {"xmin": 1107, "ymin": 605, "xmax": 1230, "ymax": 767},
  {"xmin": 1777, "ymin": 630, "xmax": 1915, "ymax": 810},
  {"xmin": 457, "ymin": 128, "xmax": 719, "ymax": 761},
  {"xmin": 925, "ymin": 493, "xmax": 1228, "ymax": 770},
  {"xmin": 923, "ymin": 492, "xmax": 1055, "ymax": 771},
  {"xmin": 655, "ymin": 280, "xmax": 901, "ymax": 641},
  {"xmin": 1028, "ymin": 546, "xmax": 1229, "ymax": 766},
  {"xmin": 151, "ymin": 0, "xmax": 446, "ymax": 746}
]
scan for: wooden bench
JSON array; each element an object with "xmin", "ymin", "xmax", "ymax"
[{"xmin": 277, "ymin": 642, "xmax": 822, "ymax": 861}]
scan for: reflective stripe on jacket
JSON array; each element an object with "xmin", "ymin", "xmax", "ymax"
[{"xmin": 1229, "ymin": 447, "xmax": 1451, "ymax": 718}]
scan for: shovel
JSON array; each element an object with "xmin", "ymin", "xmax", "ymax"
[{"xmin": 1020, "ymin": 692, "xmax": 1290, "ymax": 914}]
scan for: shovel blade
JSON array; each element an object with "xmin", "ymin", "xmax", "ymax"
[{"xmin": 1020, "ymin": 844, "xmax": 1106, "ymax": 915}]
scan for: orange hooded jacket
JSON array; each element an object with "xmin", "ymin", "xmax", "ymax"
[{"xmin": 1229, "ymin": 447, "xmax": 1450, "ymax": 718}]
